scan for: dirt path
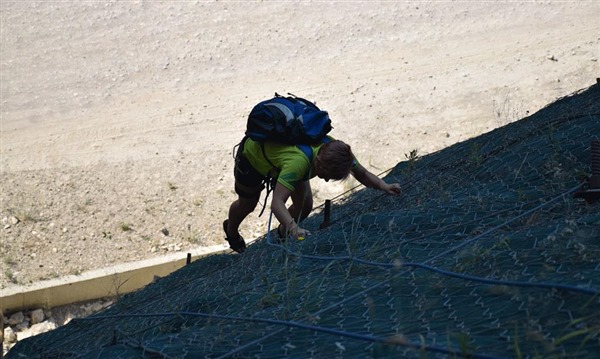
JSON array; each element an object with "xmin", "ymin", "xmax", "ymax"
[{"xmin": 1, "ymin": 1, "xmax": 598, "ymax": 289}]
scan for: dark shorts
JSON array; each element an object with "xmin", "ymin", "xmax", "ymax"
[{"xmin": 234, "ymin": 138, "xmax": 266, "ymax": 199}]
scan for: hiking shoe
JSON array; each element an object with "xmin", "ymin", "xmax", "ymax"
[
  {"xmin": 274, "ymin": 224, "xmax": 287, "ymax": 243},
  {"xmin": 223, "ymin": 220, "xmax": 246, "ymax": 253}
]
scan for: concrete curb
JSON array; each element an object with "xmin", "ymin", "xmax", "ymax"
[{"xmin": 1, "ymin": 244, "xmax": 230, "ymax": 313}]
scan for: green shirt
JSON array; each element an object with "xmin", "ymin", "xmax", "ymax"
[{"xmin": 242, "ymin": 138, "xmax": 324, "ymax": 191}]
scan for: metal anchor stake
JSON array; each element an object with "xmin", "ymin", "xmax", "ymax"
[
  {"xmin": 574, "ymin": 140, "xmax": 600, "ymax": 204},
  {"xmin": 319, "ymin": 199, "xmax": 332, "ymax": 229}
]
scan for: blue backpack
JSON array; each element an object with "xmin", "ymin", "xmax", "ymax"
[{"xmin": 245, "ymin": 93, "xmax": 333, "ymax": 158}]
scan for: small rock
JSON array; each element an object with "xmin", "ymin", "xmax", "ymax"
[
  {"xmin": 30, "ymin": 309, "xmax": 45, "ymax": 324},
  {"xmin": 8, "ymin": 312, "xmax": 24, "ymax": 326},
  {"xmin": 102, "ymin": 300, "xmax": 114, "ymax": 308},
  {"xmin": 30, "ymin": 321, "xmax": 57, "ymax": 336},
  {"xmin": 10, "ymin": 216, "xmax": 20, "ymax": 225},
  {"xmin": 15, "ymin": 320, "xmax": 30, "ymax": 331},
  {"xmin": 4, "ymin": 327, "xmax": 17, "ymax": 343},
  {"xmin": 63, "ymin": 313, "xmax": 75, "ymax": 326},
  {"xmin": 16, "ymin": 330, "xmax": 33, "ymax": 342},
  {"xmin": 90, "ymin": 302, "xmax": 103, "ymax": 313},
  {"xmin": 167, "ymin": 243, "xmax": 182, "ymax": 252}
]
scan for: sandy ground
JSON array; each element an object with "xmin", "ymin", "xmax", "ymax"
[{"xmin": 1, "ymin": 1, "xmax": 598, "ymax": 290}]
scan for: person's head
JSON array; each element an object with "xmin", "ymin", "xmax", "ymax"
[{"xmin": 314, "ymin": 140, "xmax": 354, "ymax": 182}]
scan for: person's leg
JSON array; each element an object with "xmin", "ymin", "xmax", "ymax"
[
  {"xmin": 227, "ymin": 139, "xmax": 264, "ymax": 242},
  {"xmin": 288, "ymin": 180, "xmax": 313, "ymax": 222},
  {"xmin": 226, "ymin": 181, "xmax": 261, "ymax": 238}
]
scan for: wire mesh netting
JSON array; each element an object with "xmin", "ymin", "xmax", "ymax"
[{"xmin": 8, "ymin": 83, "xmax": 600, "ymax": 358}]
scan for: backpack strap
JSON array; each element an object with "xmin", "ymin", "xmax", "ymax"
[
  {"xmin": 258, "ymin": 142, "xmax": 278, "ymax": 217},
  {"xmin": 297, "ymin": 136, "xmax": 331, "ymax": 162}
]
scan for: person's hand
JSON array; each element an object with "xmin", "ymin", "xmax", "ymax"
[
  {"xmin": 289, "ymin": 223, "xmax": 311, "ymax": 241},
  {"xmin": 382, "ymin": 183, "xmax": 401, "ymax": 195}
]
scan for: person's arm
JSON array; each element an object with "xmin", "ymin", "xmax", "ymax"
[
  {"xmin": 271, "ymin": 183, "xmax": 311, "ymax": 240},
  {"xmin": 351, "ymin": 163, "xmax": 401, "ymax": 195}
]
